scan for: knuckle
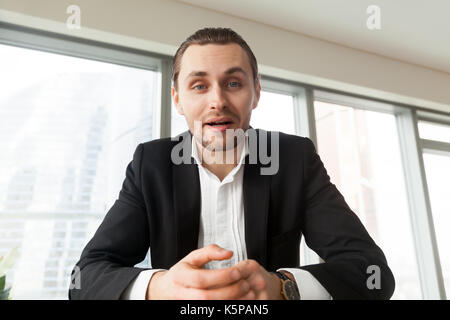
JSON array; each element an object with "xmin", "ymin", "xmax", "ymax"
[
  {"xmin": 183, "ymin": 250, "xmax": 196, "ymax": 261},
  {"xmin": 207, "ymin": 244, "xmax": 218, "ymax": 250},
  {"xmin": 193, "ymin": 272, "xmax": 205, "ymax": 287},
  {"xmin": 188, "ymin": 247, "xmax": 203, "ymax": 258},
  {"xmin": 247, "ymin": 259, "xmax": 259, "ymax": 270},
  {"xmin": 255, "ymin": 275, "xmax": 266, "ymax": 290},
  {"xmin": 246, "ymin": 290, "xmax": 256, "ymax": 300},
  {"xmin": 241, "ymin": 280, "xmax": 250, "ymax": 293},
  {"xmin": 172, "ymin": 271, "xmax": 183, "ymax": 285}
]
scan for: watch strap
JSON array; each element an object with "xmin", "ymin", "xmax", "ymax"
[
  {"xmin": 273, "ymin": 271, "xmax": 290, "ymax": 281},
  {"xmin": 272, "ymin": 271, "xmax": 300, "ymax": 300}
]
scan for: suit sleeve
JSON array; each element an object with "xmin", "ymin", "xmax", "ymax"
[
  {"xmin": 298, "ymin": 138, "xmax": 395, "ymax": 300},
  {"xmin": 69, "ymin": 143, "xmax": 152, "ymax": 300}
]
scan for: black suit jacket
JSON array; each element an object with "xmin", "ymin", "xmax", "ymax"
[{"xmin": 69, "ymin": 129, "xmax": 395, "ymax": 300}]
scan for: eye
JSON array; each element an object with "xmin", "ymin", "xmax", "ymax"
[
  {"xmin": 228, "ymin": 81, "xmax": 242, "ymax": 88},
  {"xmin": 193, "ymin": 84, "xmax": 206, "ymax": 90}
]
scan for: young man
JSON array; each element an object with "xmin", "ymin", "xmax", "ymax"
[{"xmin": 69, "ymin": 28, "xmax": 395, "ymax": 300}]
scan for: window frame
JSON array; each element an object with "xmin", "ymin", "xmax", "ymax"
[
  {"xmin": 416, "ymin": 112, "xmax": 450, "ymax": 299},
  {"xmin": 313, "ymin": 90, "xmax": 448, "ymax": 300},
  {"xmin": 417, "ymin": 112, "xmax": 450, "ymax": 156}
]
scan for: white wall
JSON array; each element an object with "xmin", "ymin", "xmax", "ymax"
[{"xmin": 1, "ymin": 0, "xmax": 449, "ymax": 113}]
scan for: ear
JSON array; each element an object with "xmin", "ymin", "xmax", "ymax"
[
  {"xmin": 252, "ymin": 76, "xmax": 261, "ymax": 110},
  {"xmin": 172, "ymin": 86, "xmax": 184, "ymax": 115}
]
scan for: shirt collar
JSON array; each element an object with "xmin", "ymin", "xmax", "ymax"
[{"xmin": 191, "ymin": 130, "xmax": 249, "ymax": 183}]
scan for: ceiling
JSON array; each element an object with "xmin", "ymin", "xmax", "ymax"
[{"xmin": 178, "ymin": 0, "xmax": 450, "ymax": 74}]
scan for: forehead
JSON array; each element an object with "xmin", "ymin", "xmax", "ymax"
[{"xmin": 179, "ymin": 43, "xmax": 252, "ymax": 78}]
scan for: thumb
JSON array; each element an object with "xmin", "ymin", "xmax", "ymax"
[{"xmin": 182, "ymin": 244, "xmax": 233, "ymax": 268}]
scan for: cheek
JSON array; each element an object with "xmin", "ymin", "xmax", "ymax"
[
  {"xmin": 179, "ymin": 94, "xmax": 203, "ymax": 117},
  {"xmin": 231, "ymin": 92, "xmax": 255, "ymax": 116}
]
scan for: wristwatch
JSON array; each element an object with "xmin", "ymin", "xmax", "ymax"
[{"xmin": 272, "ymin": 271, "xmax": 301, "ymax": 300}]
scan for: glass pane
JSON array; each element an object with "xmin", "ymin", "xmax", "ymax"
[
  {"xmin": 171, "ymin": 100, "xmax": 187, "ymax": 137},
  {"xmin": 314, "ymin": 101, "xmax": 422, "ymax": 299},
  {"xmin": 0, "ymin": 44, "xmax": 159, "ymax": 299},
  {"xmin": 423, "ymin": 153, "xmax": 450, "ymax": 296},
  {"xmin": 171, "ymin": 90, "xmax": 296, "ymax": 136},
  {"xmin": 418, "ymin": 121, "xmax": 450, "ymax": 143},
  {"xmin": 250, "ymin": 91, "xmax": 295, "ymax": 134}
]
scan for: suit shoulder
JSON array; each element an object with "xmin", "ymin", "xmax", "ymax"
[
  {"xmin": 138, "ymin": 136, "xmax": 179, "ymax": 161},
  {"xmin": 140, "ymin": 136, "xmax": 176, "ymax": 150},
  {"xmin": 252, "ymin": 128, "xmax": 315, "ymax": 155},
  {"xmin": 276, "ymin": 131, "xmax": 315, "ymax": 151}
]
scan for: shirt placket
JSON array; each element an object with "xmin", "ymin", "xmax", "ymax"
[{"xmin": 215, "ymin": 182, "xmax": 232, "ymax": 268}]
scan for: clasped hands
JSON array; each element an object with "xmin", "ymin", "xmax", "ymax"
[{"xmin": 146, "ymin": 244, "xmax": 285, "ymax": 300}]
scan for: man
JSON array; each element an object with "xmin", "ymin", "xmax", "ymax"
[{"xmin": 69, "ymin": 28, "xmax": 395, "ymax": 300}]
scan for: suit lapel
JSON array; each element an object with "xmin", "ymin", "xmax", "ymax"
[
  {"xmin": 243, "ymin": 129, "xmax": 271, "ymax": 269},
  {"xmin": 172, "ymin": 131, "xmax": 201, "ymax": 262}
]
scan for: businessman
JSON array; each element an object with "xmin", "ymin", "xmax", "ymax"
[{"xmin": 69, "ymin": 27, "xmax": 395, "ymax": 300}]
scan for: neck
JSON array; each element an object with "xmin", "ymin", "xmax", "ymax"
[{"xmin": 195, "ymin": 140, "xmax": 245, "ymax": 181}]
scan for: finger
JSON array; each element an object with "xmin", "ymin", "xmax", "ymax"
[
  {"xmin": 238, "ymin": 290, "xmax": 256, "ymax": 300},
  {"xmin": 182, "ymin": 279, "xmax": 251, "ymax": 300},
  {"xmin": 234, "ymin": 260, "xmax": 268, "ymax": 292},
  {"xmin": 175, "ymin": 266, "xmax": 242, "ymax": 289},
  {"xmin": 234, "ymin": 259, "xmax": 261, "ymax": 279},
  {"xmin": 182, "ymin": 244, "xmax": 233, "ymax": 267}
]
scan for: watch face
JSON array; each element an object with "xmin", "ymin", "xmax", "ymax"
[{"xmin": 284, "ymin": 281, "xmax": 300, "ymax": 300}]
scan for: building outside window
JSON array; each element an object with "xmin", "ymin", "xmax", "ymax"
[{"xmin": 0, "ymin": 43, "xmax": 159, "ymax": 299}]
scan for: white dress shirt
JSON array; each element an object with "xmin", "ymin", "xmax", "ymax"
[{"xmin": 121, "ymin": 133, "xmax": 331, "ymax": 300}]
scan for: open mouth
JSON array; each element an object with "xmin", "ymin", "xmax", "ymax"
[
  {"xmin": 205, "ymin": 120, "xmax": 234, "ymax": 132},
  {"xmin": 206, "ymin": 121, "xmax": 233, "ymax": 126}
]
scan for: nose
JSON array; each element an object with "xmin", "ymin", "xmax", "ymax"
[{"xmin": 208, "ymin": 84, "xmax": 227, "ymax": 111}]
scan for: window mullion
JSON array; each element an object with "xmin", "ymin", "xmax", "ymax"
[
  {"xmin": 295, "ymin": 87, "xmax": 317, "ymax": 146},
  {"xmin": 158, "ymin": 58, "xmax": 172, "ymax": 139},
  {"xmin": 294, "ymin": 87, "xmax": 322, "ymax": 265},
  {"xmin": 396, "ymin": 108, "xmax": 446, "ymax": 299}
]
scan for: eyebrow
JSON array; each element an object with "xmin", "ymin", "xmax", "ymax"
[
  {"xmin": 186, "ymin": 67, "xmax": 248, "ymax": 79},
  {"xmin": 225, "ymin": 67, "xmax": 247, "ymax": 76}
]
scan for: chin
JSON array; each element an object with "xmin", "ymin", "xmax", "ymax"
[{"xmin": 203, "ymin": 136, "xmax": 237, "ymax": 151}]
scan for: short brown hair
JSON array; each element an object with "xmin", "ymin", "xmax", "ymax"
[{"xmin": 172, "ymin": 27, "xmax": 259, "ymax": 90}]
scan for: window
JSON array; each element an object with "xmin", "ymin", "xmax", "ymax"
[
  {"xmin": 418, "ymin": 121, "xmax": 450, "ymax": 143},
  {"xmin": 419, "ymin": 115, "xmax": 450, "ymax": 297},
  {"xmin": 314, "ymin": 100, "xmax": 422, "ymax": 299},
  {"xmin": 0, "ymin": 43, "xmax": 160, "ymax": 299},
  {"xmin": 250, "ymin": 91, "xmax": 295, "ymax": 134},
  {"xmin": 423, "ymin": 152, "xmax": 450, "ymax": 295},
  {"xmin": 171, "ymin": 100, "xmax": 187, "ymax": 137}
]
